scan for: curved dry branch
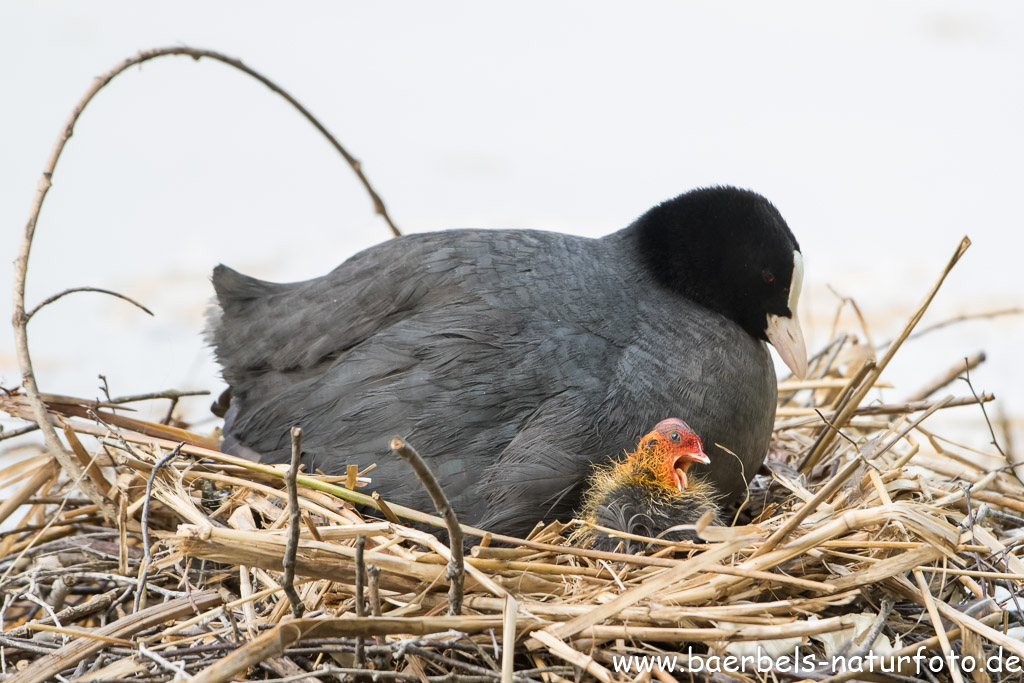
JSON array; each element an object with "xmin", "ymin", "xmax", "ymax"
[
  {"xmin": 12, "ymin": 46, "xmax": 402, "ymax": 518},
  {"xmin": 390, "ymin": 436, "xmax": 465, "ymax": 615},
  {"xmin": 26, "ymin": 286, "xmax": 154, "ymax": 321}
]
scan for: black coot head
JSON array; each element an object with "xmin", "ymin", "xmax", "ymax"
[{"xmin": 634, "ymin": 186, "xmax": 807, "ymax": 377}]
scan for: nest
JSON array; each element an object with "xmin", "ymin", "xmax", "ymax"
[
  {"xmin": 5, "ymin": 44, "xmax": 1022, "ymax": 683},
  {"xmin": 2, "ymin": 252, "xmax": 1022, "ymax": 683}
]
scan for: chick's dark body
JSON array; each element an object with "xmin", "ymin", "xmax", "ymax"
[{"xmin": 212, "ymin": 201, "xmax": 780, "ymax": 537}]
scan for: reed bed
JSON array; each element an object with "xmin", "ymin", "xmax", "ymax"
[{"xmin": 1, "ymin": 243, "xmax": 1022, "ymax": 683}]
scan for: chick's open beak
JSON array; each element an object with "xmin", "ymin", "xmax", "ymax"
[{"xmin": 670, "ymin": 446, "xmax": 710, "ymax": 491}]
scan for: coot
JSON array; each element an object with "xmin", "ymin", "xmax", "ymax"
[{"xmin": 208, "ymin": 186, "xmax": 804, "ymax": 538}]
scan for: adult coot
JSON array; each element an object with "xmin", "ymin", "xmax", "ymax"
[
  {"xmin": 579, "ymin": 418, "xmax": 721, "ymax": 553},
  {"xmin": 208, "ymin": 186, "xmax": 805, "ymax": 538}
]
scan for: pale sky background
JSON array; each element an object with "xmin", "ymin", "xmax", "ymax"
[{"xmin": 1, "ymin": 2, "xmax": 1022, "ymax": 457}]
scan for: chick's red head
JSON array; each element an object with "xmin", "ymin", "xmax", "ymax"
[
  {"xmin": 629, "ymin": 418, "xmax": 710, "ymax": 491},
  {"xmin": 580, "ymin": 418, "xmax": 719, "ymax": 552}
]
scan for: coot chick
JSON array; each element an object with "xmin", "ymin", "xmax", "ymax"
[
  {"xmin": 580, "ymin": 418, "xmax": 721, "ymax": 553},
  {"xmin": 208, "ymin": 186, "xmax": 804, "ymax": 538}
]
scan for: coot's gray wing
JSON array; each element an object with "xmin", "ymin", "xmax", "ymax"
[
  {"xmin": 210, "ymin": 231, "xmax": 523, "ymax": 392},
  {"xmin": 474, "ymin": 392, "xmax": 606, "ymax": 536},
  {"xmin": 218, "ymin": 302, "xmax": 626, "ymax": 528},
  {"xmin": 209, "ymin": 230, "xmax": 609, "ymax": 398}
]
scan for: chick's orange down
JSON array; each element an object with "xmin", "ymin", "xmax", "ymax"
[{"xmin": 580, "ymin": 418, "xmax": 721, "ymax": 553}]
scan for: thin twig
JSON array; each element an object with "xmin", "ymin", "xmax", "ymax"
[
  {"xmin": 25, "ymin": 286, "xmax": 153, "ymax": 322},
  {"xmin": 813, "ymin": 409, "xmax": 861, "ymax": 449},
  {"xmin": 355, "ymin": 534, "xmax": 367, "ymax": 672},
  {"xmin": 905, "ymin": 351, "xmax": 985, "ymax": 403},
  {"xmin": 826, "ymin": 284, "xmax": 876, "ymax": 351},
  {"xmin": 135, "ymin": 442, "xmax": 184, "ymax": 612},
  {"xmin": 97, "ymin": 374, "xmax": 112, "ymax": 402},
  {"xmin": 958, "ymin": 362, "xmax": 1006, "ymax": 460},
  {"xmin": 879, "ymin": 306, "xmax": 1024, "ymax": 349},
  {"xmin": 261, "ymin": 668, "xmax": 533, "ymax": 683},
  {"xmin": 138, "ymin": 641, "xmax": 194, "ymax": 680},
  {"xmin": 367, "ymin": 563, "xmax": 386, "ymax": 658},
  {"xmin": 844, "ymin": 597, "xmax": 894, "ymax": 660},
  {"xmin": 1, "ymin": 588, "xmax": 122, "ymax": 639},
  {"xmin": 787, "ymin": 393, "xmax": 993, "ymax": 419},
  {"xmin": 53, "ymin": 572, "xmax": 190, "ymax": 599},
  {"xmin": 402, "ymin": 644, "xmax": 508, "ymax": 679},
  {"xmin": 108, "ymin": 389, "xmax": 211, "ymax": 405},
  {"xmin": 283, "ymin": 426, "xmax": 305, "ymax": 618},
  {"xmin": 0, "ymin": 423, "xmax": 41, "ymax": 442},
  {"xmin": 0, "ymin": 635, "xmax": 60, "ymax": 655},
  {"xmin": 390, "ymin": 436, "xmax": 465, "ymax": 615},
  {"xmin": 367, "ymin": 564, "xmax": 382, "ymax": 619}
]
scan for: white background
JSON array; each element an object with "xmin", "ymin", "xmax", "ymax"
[{"xmin": 1, "ymin": 2, "xmax": 1022, "ymax": 455}]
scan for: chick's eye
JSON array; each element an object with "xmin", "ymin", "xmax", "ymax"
[
  {"xmin": 762, "ymin": 269, "xmax": 775, "ymax": 284},
  {"xmin": 669, "ymin": 431, "xmax": 681, "ymax": 442}
]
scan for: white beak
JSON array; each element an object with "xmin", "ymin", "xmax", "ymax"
[
  {"xmin": 765, "ymin": 251, "xmax": 808, "ymax": 379},
  {"xmin": 766, "ymin": 311, "xmax": 808, "ymax": 379}
]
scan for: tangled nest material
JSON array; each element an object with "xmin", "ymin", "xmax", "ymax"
[{"xmin": 2, "ymin": 240, "xmax": 1023, "ymax": 683}]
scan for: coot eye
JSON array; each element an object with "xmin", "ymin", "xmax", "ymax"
[
  {"xmin": 762, "ymin": 269, "xmax": 775, "ymax": 284},
  {"xmin": 669, "ymin": 431, "xmax": 681, "ymax": 442}
]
